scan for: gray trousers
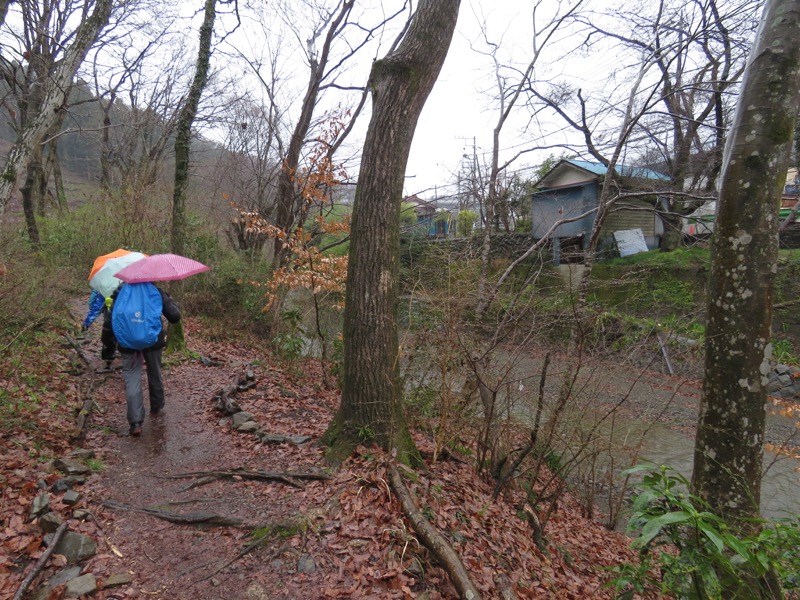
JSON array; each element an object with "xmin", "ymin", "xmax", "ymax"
[{"xmin": 121, "ymin": 349, "xmax": 165, "ymax": 425}]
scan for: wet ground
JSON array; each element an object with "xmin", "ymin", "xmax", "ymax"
[{"xmin": 70, "ymin": 298, "xmax": 334, "ymax": 599}]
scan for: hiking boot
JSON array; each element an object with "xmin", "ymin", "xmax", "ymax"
[
  {"xmin": 129, "ymin": 423, "xmax": 143, "ymax": 436},
  {"xmin": 150, "ymin": 405, "xmax": 163, "ymax": 416},
  {"xmin": 104, "ymin": 361, "xmax": 113, "ymax": 370}
]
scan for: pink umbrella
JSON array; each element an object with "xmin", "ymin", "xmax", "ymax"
[{"xmin": 114, "ymin": 253, "xmax": 210, "ymax": 283}]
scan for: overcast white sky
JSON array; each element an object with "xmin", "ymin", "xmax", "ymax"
[
  {"xmin": 404, "ymin": 2, "xmax": 536, "ymax": 199},
  {"xmin": 401, "ymin": 0, "xmax": 598, "ymax": 200},
  {"xmin": 203, "ymin": 0, "xmax": 596, "ymax": 203}
]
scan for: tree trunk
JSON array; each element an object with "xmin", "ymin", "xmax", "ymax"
[
  {"xmin": 0, "ymin": 0, "xmax": 112, "ymax": 230},
  {"xmin": 659, "ymin": 210, "xmax": 682, "ymax": 252},
  {"xmin": 99, "ymin": 91, "xmax": 116, "ymax": 195},
  {"xmin": 19, "ymin": 151, "xmax": 41, "ymax": 247},
  {"xmin": 692, "ymin": 0, "xmax": 800, "ymax": 541},
  {"xmin": 172, "ymin": 0, "xmax": 216, "ymax": 258},
  {"xmin": 48, "ymin": 137, "xmax": 67, "ymax": 211},
  {"xmin": 323, "ymin": 0, "xmax": 460, "ymax": 466}
]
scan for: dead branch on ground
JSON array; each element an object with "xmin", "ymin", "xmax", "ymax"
[
  {"xmin": 63, "ymin": 334, "xmax": 93, "ymax": 369},
  {"xmin": 101, "ymin": 499, "xmax": 244, "ymax": 527},
  {"xmin": 73, "ymin": 380, "xmax": 97, "ymax": 439},
  {"xmin": 13, "ymin": 522, "xmax": 69, "ymax": 600},
  {"xmin": 161, "ymin": 468, "xmax": 331, "ymax": 491},
  {"xmin": 389, "ymin": 464, "xmax": 482, "ymax": 600}
]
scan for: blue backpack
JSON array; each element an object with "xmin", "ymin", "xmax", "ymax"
[{"xmin": 111, "ymin": 283, "xmax": 163, "ymax": 350}]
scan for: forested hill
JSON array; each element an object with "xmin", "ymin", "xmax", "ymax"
[{"xmin": 0, "ymin": 79, "xmax": 225, "ymax": 182}]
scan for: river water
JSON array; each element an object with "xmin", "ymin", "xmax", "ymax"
[{"xmin": 403, "ymin": 343, "xmax": 800, "ymax": 524}]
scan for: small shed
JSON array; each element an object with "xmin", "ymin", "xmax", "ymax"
[
  {"xmin": 531, "ymin": 159, "xmax": 669, "ymax": 262},
  {"xmin": 402, "ymin": 194, "xmax": 450, "ymax": 237}
]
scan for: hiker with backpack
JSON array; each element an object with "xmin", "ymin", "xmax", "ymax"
[{"xmin": 107, "ymin": 282, "xmax": 181, "ymax": 436}]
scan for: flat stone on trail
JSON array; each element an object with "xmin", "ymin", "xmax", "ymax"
[
  {"xmin": 72, "ymin": 508, "xmax": 91, "ymax": 520},
  {"xmin": 68, "ymin": 448, "xmax": 95, "ymax": 460},
  {"xmin": 256, "ymin": 432, "xmax": 311, "ymax": 445},
  {"xmin": 29, "ymin": 492, "xmax": 50, "ymax": 520},
  {"xmin": 46, "ymin": 530, "xmax": 97, "ymax": 563},
  {"xmin": 48, "ymin": 565, "xmax": 82, "ymax": 587},
  {"xmin": 231, "ymin": 412, "xmax": 255, "ymax": 430},
  {"xmin": 63, "ymin": 490, "xmax": 81, "ymax": 506},
  {"xmin": 39, "ymin": 512, "xmax": 63, "ymax": 533},
  {"xmin": 53, "ymin": 458, "xmax": 90, "ymax": 476},
  {"xmin": 102, "ymin": 572, "xmax": 133, "ymax": 588},
  {"xmin": 296, "ymin": 554, "xmax": 316, "ymax": 573},
  {"xmin": 236, "ymin": 421, "xmax": 260, "ymax": 433},
  {"xmin": 65, "ymin": 573, "xmax": 97, "ymax": 598},
  {"xmin": 50, "ymin": 475, "xmax": 86, "ymax": 493}
]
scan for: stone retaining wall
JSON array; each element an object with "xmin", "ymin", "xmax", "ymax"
[{"xmin": 767, "ymin": 363, "xmax": 800, "ymax": 400}]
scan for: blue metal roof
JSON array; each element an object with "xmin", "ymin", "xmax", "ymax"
[{"xmin": 567, "ymin": 159, "xmax": 669, "ymax": 181}]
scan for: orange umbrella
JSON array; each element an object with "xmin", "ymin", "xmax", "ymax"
[{"xmin": 88, "ymin": 249, "xmax": 133, "ymax": 280}]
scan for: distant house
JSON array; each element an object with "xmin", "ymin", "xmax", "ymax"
[
  {"xmin": 402, "ymin": 194, "xmax": 451, "ymax": 237},
  {"xmin": 531, "ymin": 159, "xmax": 669, "ymax": 262}
]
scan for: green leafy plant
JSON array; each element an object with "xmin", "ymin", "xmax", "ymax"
[
  {"xmin": 85, "ymin": 457, "xmax": 105, "ymax": 472},
  {"xmin": 608, "ymin": 464, "xmax": 800, "ymax": 599},
  {"xmin": 772, "ymin": 339, "xmax": 800, "ymax": 366},
  {"xmin": 357, "ymin": 425, "xmax": 375, "ymax": 443},
  {"xmin": 272, "ymin": 308, "xmax": 305, "ymax": 361}
]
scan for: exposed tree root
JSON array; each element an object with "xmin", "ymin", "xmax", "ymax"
[
  {"xmin": 64, "ymin": 332, "xmax": 101, "ymax": 439},
  {"xmin": 161, "ymin": 467, "xmax": 331, "ymax": 491},
  {"xmin": 101, "ymin": 499, "xmax": 244, "ymax": 527},
  {"xmin": 13, "ymin": 522, "xmax": 68, "ymax": 600},
  {"xmin": 212, "ymin": 365, "xmax": 256, "ymax": 415},
  {"xmin": 189, "ymin": 526, "xmax": 293, "ymax": 586},
  {"xmin": 388, "ymin": 464, "xmax": 482, "ymax": 600}
]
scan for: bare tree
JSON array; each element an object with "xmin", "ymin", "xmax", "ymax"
[
  {"xmin": 236, "ymin": 0, "xmax": 407, "ymax": 269},
  {"xmin": 572, "ymin": 0, "xmax": 760, "ymax": 251},
  {"xmin": 324, "ymin": 0, "xmax": 460, "ymax": 465},
  {"xmin": 471, "ymin": 0, "xmax": 583, "ymax": 318},
  {"xmin": 0, "ymin": 0, "xmax": 113, "ymax": 233},
  {"xmin": 89, "ymin": 20, "xmax": 186, "ymax": 196}
]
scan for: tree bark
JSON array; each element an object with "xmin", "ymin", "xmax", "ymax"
[
  {"xmin": 171, "ymin": 0, "xmax": 216, "ymax": 257},
  {"xmin": 692, "ymin": 0, "xmax": 800, "ymax": 539},
  {"xmin": 323, "ymin": 0, "xmax": 460, "ymax": 465},
  {"xmin": 0, "ymin": 0, "xmax": 113, "ymax": 229},
  {"xmin": 19, "ymin": 152, "xmax": 41, "ymax": 247}
]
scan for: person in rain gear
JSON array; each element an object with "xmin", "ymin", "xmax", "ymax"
[
  {"xmin": 107, "ymin": 284, "xmax": 181, "ymax": 436},
  {"xmin": 82, "ymin": 289, "xmax": 118, "ymax": 369}
]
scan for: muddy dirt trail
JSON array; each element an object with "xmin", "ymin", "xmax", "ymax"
[{"xmin": 69, "ymin": 299, "xmax": 338, "ymax": 599}]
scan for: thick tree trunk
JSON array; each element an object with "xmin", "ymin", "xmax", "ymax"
[
  {"xmin": 659, "ymin": 210, "xmax": 682, "ymax": 252},
  {"xmin": 324, "ymin": 0, "xmax": 460, "ymax": 465},
  {"xmin": 0, "ymin": 0, "xmax": 112, "ymax": 230},
  {"xmin": 692, "ymin": 0, "xmax": 800, "ymax": 539},
  {"xmin": 172, "ymin": 0, "xmax": 216, "ymax": 258}
]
